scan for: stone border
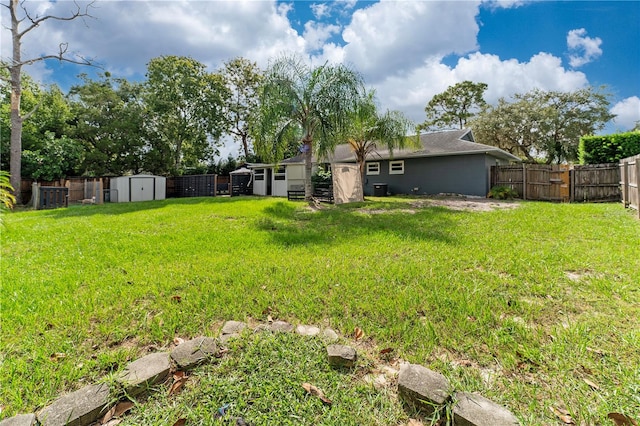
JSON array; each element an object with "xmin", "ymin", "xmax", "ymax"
[{"xmin": 0, "ymin": 320, "xmax": 519, "ymax": 426}]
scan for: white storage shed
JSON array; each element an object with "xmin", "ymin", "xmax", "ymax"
[{"xmin": 110, "ymin": 174, "xmax": 166, "ymax": 203}]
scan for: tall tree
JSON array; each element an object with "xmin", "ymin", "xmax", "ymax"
[
  {"xmin": 471, "ymin": 87, "xmax": 614, "ymax": 163},
  {"xmin": 1, "ymin": 0, "xmax": 96, "ymax": 202},
  {"xmin": 221, "ymin": 57, "xmax": 262, "ymax": 159},
  {"xmin": 69, "ymin": 74, "xmax": 146, "ymax": 176},
  {"xmin": 144, "ymin": 56, "xmax": 229, "ymax": 175},
  {"xmin": 345, "ymin": 90, "xmax": 415, "ymax": 195},
  {"xmin": 420, "ymin": 80, "xmax": 488, "ymax": 131},
  {"xmin": 252, "ymin": 55, "xmax": 364, "ymax": 200}
]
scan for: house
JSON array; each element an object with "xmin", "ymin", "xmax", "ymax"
[
  {"xmin": 329, "ymin": 128, "xmax": 521, "ymax": 197},
  {"xmin": 249, "ymin": 155, "xmax": 309, "ymax": 197}
]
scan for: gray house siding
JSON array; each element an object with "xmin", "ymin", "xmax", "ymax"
[{"xmin": 363, "ymin": 154, "xmax": 495, "ymax": 197}]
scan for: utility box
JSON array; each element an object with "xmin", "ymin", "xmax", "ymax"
[
  {"xmin": 110, "ymin": 175, "xmax": 166, "ymax": 203},
  {"xmin": 373, "ymin": 183, "xmax": 388, "ymax": 197}
]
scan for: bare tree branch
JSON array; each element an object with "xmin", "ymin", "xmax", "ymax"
[{"xmin": 18, "ymin": 0, "xmax": 96, "ymax": 38}]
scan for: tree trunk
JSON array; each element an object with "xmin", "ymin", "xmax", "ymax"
[
  {"xmin": 303, "ymin": 140, "xmax": 313, "ymax": 201},
  {"xmin": 9, "ymin": 0, "xmax": 23, "ymax": 203}
]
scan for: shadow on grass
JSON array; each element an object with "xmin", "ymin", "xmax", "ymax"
[
  {"xmin": 31, "ymin": 195, "xmax": 259, "ymax": 218},
  {"xmin": 259, "ymin": 200, "xmax": 461, "ymax": 246}
]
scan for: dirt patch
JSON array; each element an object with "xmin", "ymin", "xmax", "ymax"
[{"xmin": 412, "ymin": 196, "xmax": 521, "ymax": 212}]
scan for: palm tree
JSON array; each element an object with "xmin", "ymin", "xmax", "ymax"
[
  {"xmin": 252, "ymin": 55, "xmax": 364, "ymax": 200},
  {"xmin": 345, "ymin": 90, "xmax": 415, "ymax": 196},
  {"xmin": 1, "ymin": 171, "xmax": 16, "ymax": 225}
]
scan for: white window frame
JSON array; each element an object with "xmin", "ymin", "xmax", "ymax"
[
  {"xmin": 274, "ymin": 166, "xmax": 286, "ymax": 181},
  {"xmin": 366, "ymin": 162, "xmax": 380, "ymax": 175},
  {"xmin": 254, "ymin": 168, "xmax": 265, "ymax": 181},
  {"xmin": 389, "ymin": 160, "xmax": 405, "ymax": 175}
]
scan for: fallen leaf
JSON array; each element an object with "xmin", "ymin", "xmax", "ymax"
[
  {"xmin": 354, "ymin": 327, "xmax": 364, "ymax": 341},
  {"xmin": 173, "ymin": 337, "xmax": 185, "ymax": 346},
  {"xmin": 608, "ymin": 413, "xmax": 639, "ymax": 426},
  {"xmin": 583, "ymin": 378, "xmax": 600, "ymax": 390},
  {"xmin": 172, "ymin": 419, "xmax": 186, "ymax": 426},
  {"xmin": 101, "ymin": 401, "xmax": 134, "ymax": 424},
  {"xmin": 586, "ymin": 347, "xmax": 605, "ymax": 356},
  {"xmin": 407, "ymin": 419, "xmax": 424, "ymax": 426},
  {"xmin": 267, "ymin": 315, "xmax": 273, "ymax": 323},
  {"xmin": 50, "ymin": 353, "xmax": 66, "ymax": 361},
  {"xmin": 456, "ymin": 360, "xmax": 474, "ymax": 367},
  {"xmin": 171, "ymin": 295, "xmax": 182, "ymax": 302},
  {"xmin": 380, "ymin": 347, "xmax": 393, "ymax": 355},
  {"xmin": 302, "ymin": 382, "xmax": 332, "ymax": 405},
  {"xmin": 550, "ymin": 406, "xmax": 575, "ymax": 424},
  {"xmin": 103, "ymin": 420, "xmax": 121, "ymax": 426},
  {"xmin": 168, "ymin": 372, "xmax": 188, "ymax": 396}
]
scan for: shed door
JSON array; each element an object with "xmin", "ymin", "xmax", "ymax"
[{"xmin": 130, "ymin": 177, "xmax": 155, "ymax": 202}]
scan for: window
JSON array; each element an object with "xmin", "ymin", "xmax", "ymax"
[
  {"xmin": 254, "ymin": 169, "xmax": 265, "ymax": 181},
  {"xmin": 366, "ymin": 162, "xmax": 380, "ymax": 175},
  {"xmin": 389, "ymin": 160, "xmax": 404, "ymax": 175},
  {"xmin": 274, "ymin": 166, "xmax": 286, "ymax": 181}
]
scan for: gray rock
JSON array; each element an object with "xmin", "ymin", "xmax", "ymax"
[
  {"xmin": 270, "ymin": 321, "xmax": 294, "ymax": 333},
  {"xmin": 326, "ymin": 344, "xmax": 357, "ymax": 368},
  {"xmin": 296, "ymin": 325, "xmax": 320, "ymax": 336},
  {"xmin": 171, "ymin": 336, "xmax": 218, "ymax": 370},
  {"xmin": 397, "ymin": 363, "xmax": 451, "ymax": 416},
  {"xmin": 0, "ymin": 414, "xmax": 36, "ymax": 426},
  {"xmin": 118, "ymin": 352, "xmax": 171, "ymax": 396},
  {"xmin": 221, "ymin": 321, "xmax": 247, "ymax": 335},
  {"xmin": 37, "ymin": 383, "xmax": 110, "ymax": 426},
  {"xmin": 453, "ymin": 392, "xmax": 520, "ymax": 426},
  {"xmin": 321, "ymin": 328, "xmax": 339, "ymax": 342}
]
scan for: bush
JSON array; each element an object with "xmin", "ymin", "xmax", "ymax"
[
  {"xmin": 488, "ymin": 185, "xmax": 519, "ymax": 200},
  {"xmin": 311, "ymin": 167, "xmax": 331, "ymax": 184},
  {"xmin": 579, "ymin": 132, "xmax": 640, "ymax": 164}
]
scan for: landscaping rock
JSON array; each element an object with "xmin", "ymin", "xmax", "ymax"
[
  {"xmin": 171, "ymin": 336, "xmax": 218, "ymax": 370},
  {"xmin": 321, "ymin": 328, "xmax": 339, "ymax": 342},
  {"xmin": 398, "ymin": 363, "xmax": 451, "ymax": 416},
  {"xmin": 0, "ymin": 414, "xmax": 36, "ymax": 426},
  {"xmin": 221, "ymin": 320, "xmax": 247, "ymax": 335},
  {"xmin": 270, "ymin": 321, "xmax": 294, "ymax": 333},
  {"xmin": 37, "ymin": 383, "xmax": 110, "ymax": 426},
  {"xmin": 118, "ymin": 352, "xmax": 171, "ymax": 396},
  {"xmin": 326, "ymin": 344, "xmax": 357, "ymax": 368},
  {"xmin": 296, "ymin": 325, "xmax": 320, "ymax": 336},
  {"xmin": 453, "ymin": 392, "xmax": 520, "ymax": 426}
]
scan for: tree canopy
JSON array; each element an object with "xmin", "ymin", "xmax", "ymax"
[
  {"xmin": 221, "ymin": 57, "xmax": 262, "ymax": 160},
  {"xmin": 420, "ymin": 80, "xmax": 488, "ymax": 131},
  {"xmin": 252, "ymin": 55, "xmax": 364, "ymax": 200},
  {"xmin": 144, "ymin": 55, "xmax": 229, "ymax": 175},
  {"xmin": 471, "ymin": 87, "xmax": 614, "ymax": 163}
]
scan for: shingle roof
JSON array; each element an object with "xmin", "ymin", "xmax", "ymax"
[{"xmin": 326, "ymin": 129, "xmax": 521, "ymax": 163}]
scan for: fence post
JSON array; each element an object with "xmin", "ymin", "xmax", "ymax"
[
  {"xmin": 522, "ymin": 163, "xmax": 527, "ymax": 200},
  {"xmin": 636, "ymin": 159, "xmax": 640, "ymax": 219},
  {"xmin": 622, "ymin": 161, "xmax": 629, "ymax": 207},
  {"xmin": 32, "ymin": 182, "xmax": 39, "ymax": 209},
  {"xmin": 570, "ymin": 168, "xmax": 575, "ymax": 202},
  {"xmin": 214, "ymin": 174, "xmax": 218, "ymax": 197}
]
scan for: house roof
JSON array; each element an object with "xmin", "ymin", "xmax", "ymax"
[
  {"xmin": 328, "ymin": 129, "xmax": 521, "ymax": 163},
  {"xmin": 248, "ymin": 129, "xmax": 521, "ymax": 168}
]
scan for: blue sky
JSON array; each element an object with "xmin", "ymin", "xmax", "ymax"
[{"xmin": 2, "ymin": 0, "xmax": 639, "ymax": 156}]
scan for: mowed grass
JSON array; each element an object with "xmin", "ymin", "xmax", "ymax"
[{"xmin": 1, "ymin": 196, "xmax": 639, "ymax": 424}]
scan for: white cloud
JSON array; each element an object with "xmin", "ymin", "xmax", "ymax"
[
  {"xmin": 611, "ymin": 97, "xmax": 640, "ymax": 130},
  {"xmin": 373, "ymin": 52, "xmax": 589, "ymax": 124},
  {"xmin": 303, "ymin": 21, "xmax": 341, "ymax": 52},
  {"xmin": 322, "ymin": 0, "xmax": 481, "ymax": 82},
  {"xmin": 482, "ymin": 0, "xmax": 528, "ymax": 10},
  {"xmin": 567, "ymin": 28, "xmax": 603, "ymax": 68},
  {"xmin": 310, "ymin": 3, "xmax": 330, "ymax": 19}
]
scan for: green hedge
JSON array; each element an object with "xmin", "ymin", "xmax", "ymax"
[{"xmin": 579, "ymin": 132, "xmax": 640, "ymax": 164}]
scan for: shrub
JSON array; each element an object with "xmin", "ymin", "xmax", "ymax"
[
  {"xmin": 488, "ymin": 185, "xmax": 519, "ymax": 200},
  {"xmin": 579, "ymin": 131, "xmax": 640, "ymax": 164}
]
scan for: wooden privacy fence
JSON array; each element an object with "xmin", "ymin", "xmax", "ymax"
[
  {"xmin": 620, "ymin": 154, "xmax": 640, "ymax": 218},
  {"xmin": 491, "ymin": 163, "xmax": 621, "ymax": 202}
]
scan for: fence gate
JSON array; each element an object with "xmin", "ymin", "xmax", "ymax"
[{"xmin": 524, "ymin": 165, "xmax": 570, "ymax": 202}]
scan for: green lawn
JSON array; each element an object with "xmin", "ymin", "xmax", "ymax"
[{"xmin": 1, "ymin": 197, "xmax": 639, "ymax": 424}]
